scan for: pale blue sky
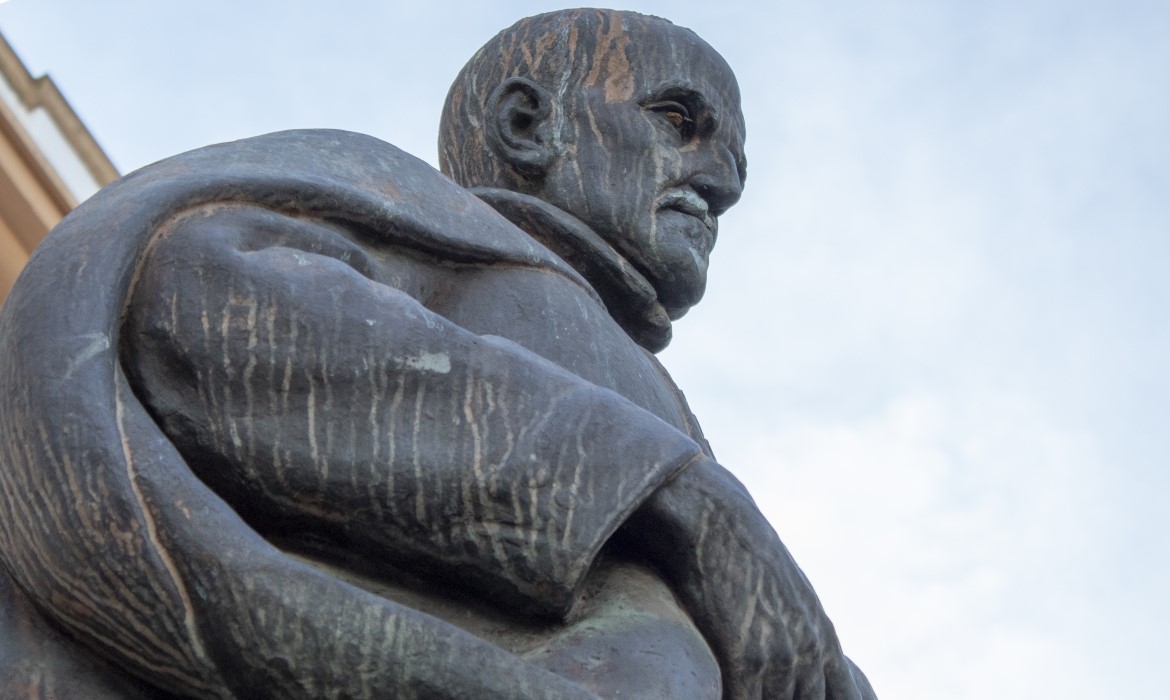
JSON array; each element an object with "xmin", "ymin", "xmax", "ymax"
[{"xmin": 2, "ymin": 1, "xmax": 1167, "ymax": 697}]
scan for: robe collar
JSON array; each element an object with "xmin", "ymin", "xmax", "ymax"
[{"xmin": 471, "ymin": 187, "xmax": 673, "ymax": 353}]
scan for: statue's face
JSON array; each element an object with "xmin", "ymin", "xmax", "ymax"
[{"xmin": 540, "ymin": 21, "xmax": 746, "ymax": 318}]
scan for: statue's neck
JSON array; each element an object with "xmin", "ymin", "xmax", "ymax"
[{"xmin": 470, "ymin": 188, "xmax": 673, "ymax": 353}]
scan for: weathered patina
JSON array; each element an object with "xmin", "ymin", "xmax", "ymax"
[{"xmin": 0, "ymin": 9, "xmax": 875, "ymax": 699}]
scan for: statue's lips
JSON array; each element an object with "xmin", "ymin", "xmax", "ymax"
[
  {"xmin": 656, "ymin": 190, "xmax": 714, "ymax": 229},
  {"xmin": 656, "ymin": 190, "xmax": 716, "ymax": 255}
]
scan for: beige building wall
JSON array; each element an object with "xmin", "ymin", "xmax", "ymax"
[{"xmin": 0, "ymin": 30, "xmax": 117, "ymax": 307}]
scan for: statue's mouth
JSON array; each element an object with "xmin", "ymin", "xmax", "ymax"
[{"xmin": 656, "ymin": 189, "xmax": 715, "ymax": 233}]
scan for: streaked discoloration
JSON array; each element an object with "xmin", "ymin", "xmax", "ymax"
[
  {"xmin": 62, "ymin": 333, "xmax": 110, "ymax": 380},
  {"xmin": 0, "ymin": 9, "xmax": 875, "ymax": 700},
  {"xmin": 114, "ymin": 376, "xmax": 210, "ymax": 673}
]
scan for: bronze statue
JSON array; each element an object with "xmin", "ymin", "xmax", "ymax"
[{"xmin": 0, "ymin": 9, "xmax": 876, "ymax": 699}]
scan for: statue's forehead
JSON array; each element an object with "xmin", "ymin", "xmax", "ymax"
[{"xmin": 569, "ymin": 20, "xmax": 742, "ymax": 108}]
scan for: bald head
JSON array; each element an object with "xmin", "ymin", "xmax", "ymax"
[
  {"xmin": 439, "ymin": 9, "xmax": 674, "ymax": 189},
  {"xmin": 440, "ymin": 8, "xmax": 746, "ymax": 319}
]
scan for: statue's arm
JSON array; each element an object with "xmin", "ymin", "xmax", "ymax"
[
  {"xmin": 125, "ymin": 205, "xmax": 702, "ymax": 611},
  {"xmin": 617, "ymin": 456, "xmax": 877, "ymax": 699}
]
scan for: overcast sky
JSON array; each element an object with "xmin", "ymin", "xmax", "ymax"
[{"xmin": 2, "ymin": 1, "xmax": 1167, "ymax": 697}]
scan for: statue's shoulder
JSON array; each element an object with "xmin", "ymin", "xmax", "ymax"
[
  {"xmin": 2, "ymin": 128, "xmax": 584, "ymax": 400},
  {"xmin": 85, "ymin": 129, "xmax": 565, "ymax": 269}
]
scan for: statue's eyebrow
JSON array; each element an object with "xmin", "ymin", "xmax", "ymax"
[{"xmin": 638, "ymin": 79, "xmax": 701, "ymax": 99}]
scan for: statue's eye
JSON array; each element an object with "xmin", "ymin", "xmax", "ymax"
[{"xmin": 649, "ymin": 101, "xmax": 694, "ymax": 138}]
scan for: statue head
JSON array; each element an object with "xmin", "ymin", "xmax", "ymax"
[{"xmin": 440, "ymin": 8, "xmax": 747, "ymax": 319}]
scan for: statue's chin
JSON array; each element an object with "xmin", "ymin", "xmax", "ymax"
[
  {"xmin": 655, "ymin": 271, "xmax": 707, "ymax": 321},
  {"xmin": 634, "ymin": 243, "xmax": 710, "ymax": 321}
]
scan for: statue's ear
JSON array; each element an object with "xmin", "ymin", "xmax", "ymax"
[{"xmin": 486, "ymin": 77, "xmax": 554, "ymax": 177}]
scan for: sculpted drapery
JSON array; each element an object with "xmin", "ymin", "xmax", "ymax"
[
  {"xmin": 0, "ymin": 131, "xmax": 711, "ymax": 697},
  {"xmin": 0, "ymin": 9, "xmax": 876, "ymax": 699}
]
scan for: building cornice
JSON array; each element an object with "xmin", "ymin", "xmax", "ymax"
[
  {"xmin": 0, "ymin": 29, "xmax": 119, "ymax": 305},
  {"xmin": 0, "ymin": 31, "xmax": 118, "ymax": 191}
]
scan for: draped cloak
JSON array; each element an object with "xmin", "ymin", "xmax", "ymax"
[{"xmin": 0, "ymin": 130, "xmax": 720, "ymax": 698}]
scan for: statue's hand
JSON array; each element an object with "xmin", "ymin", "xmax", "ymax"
[
  {"xmin": 630, "ymin": 455, "xmax": 877, "ymax": 699},
  {"xmin": 721, "ymin": 536, "xmax": 878, "ymax": 700}
]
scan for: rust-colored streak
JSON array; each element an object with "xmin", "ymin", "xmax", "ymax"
[{"xmin": 602, "ymin": 31, "xmax": 633, "ymax": 103}]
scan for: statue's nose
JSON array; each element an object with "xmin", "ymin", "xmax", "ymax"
[{"xmin": 690, "ymin": 148, "xmax": 743, "ymax": 217}]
